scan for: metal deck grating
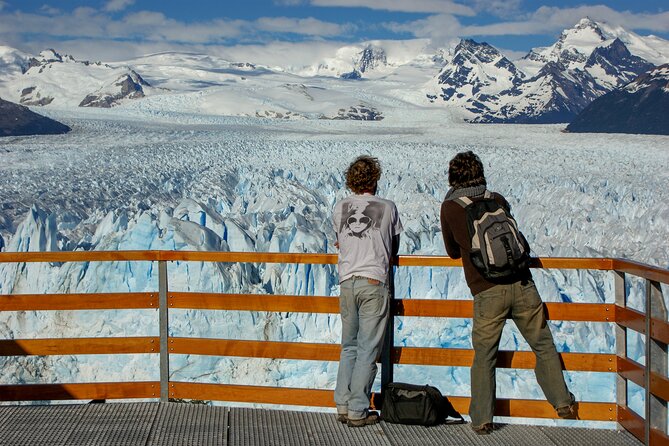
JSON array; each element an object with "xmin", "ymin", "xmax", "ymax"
[
  {"xmin": 228, "ymin": 407, "xmax": 392, "ymax": 446},
  {"xmin": 70, "ymin": 402, "xmax": 158, "ymax": 446},
  {"xmin": 380, "ymin": 421, "xmax": 550, "ymax": 446},
  {"xmin": 0, "ymin": 402, "xmax": 644, "ymax": 446},
  {"xmin": 0, "ymin": 403, "xmax": 89, "ymax": 446},
  {"xmin": 537, "ymin": 425, "xmax": 642, "ymax": 446},
  {"xmin": 147, "ymin": 402, "xmax": 227, "ymax": 446}
]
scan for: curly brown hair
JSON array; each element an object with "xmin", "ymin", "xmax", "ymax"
[
  {"xmin": 448, "ymin": 151, "xmax": 487, "ymax": 189},
  {"xmin": 345, "ymin": 155, "xmax": 382, "ymax": 194}
]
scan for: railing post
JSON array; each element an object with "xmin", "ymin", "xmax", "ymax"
[
  {"xmin": 647, "ymin": 280, "xmax": 668, "ymax": 442},
  {"xmin": 381, "ymin": 266, "xmax": 395, "ymax": 391},
  {"xmin": 615, "ymin": 270, "xmax": 627, "ymax": 427},
  {"xmin": 159, "ymin": 260, "xmax": 170, "ymax": 402}
]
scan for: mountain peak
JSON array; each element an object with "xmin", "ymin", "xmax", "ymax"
[
  {"xmin": 356, "ymin": 45, "xmax": 387, "ymax": 73},
  {"xmin": 559, "ymin": 18, "xmax": 607, "ymax": 45},
  {"xmin": 453, "ymin": 38, "xmax": 502, "ymax": 65},
  {"xmin": 433, "ymin": 37, "xmax": 524, "ymax": 109},
  {"xmin": 575, "ymin": 17, "xmax": 600, "ymax": 30},
  {"xmin": 38, "ymin": 48, "xmax": 64, "ymax": 63}
]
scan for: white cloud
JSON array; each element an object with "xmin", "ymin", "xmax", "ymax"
[
  {"xmin": 39, "ymin": 5, "xmax": 61, "ymax": 16},
  {"xmin": 457, "ymin": 6, "xmax": 669, "ymax": 36},
  {"xmin": 0, "ymin": 1, "xmax": 6, "ymax": 12},
  {"xmin": 216, "ymin": 40, "xmax": 347, "ymax": 68},
  {"xmin": 496, "ymin": 47, "xmax": 526, "ymax": 60},
  {"xmin": 384, "ymin": 14, "xmax": 463, "ymax": 45},
  {"xmin": 386, "ymin": 5, "xmax": 669, "ymax": 42},
  {"xmin": 311, "ymin": 0, "xmax": 475, "ymax": 16},
  {"xmin": 0, "ymin": 9, "xmax": 109, "ymax": 40},
  {"xmin": 273, "ymin": 0, "xmax": 306, "ymax": 5},
  {"xmin": 108, "ymin": 12, "xmax": 246, "ymax": 43},
  {"xmin": 13, "ymin": 38, "xmax": 178, "ymax": 62},
  {"xmin": 105, "ymin": 0, "xmax": 135, "ymax": 13},
  {"xmin": 0, "ymin": 8, "xmax": 354, "ymax": 46},
  {"xmin": 6, "ymin": 35, "xmax": 349, "ymax": 67},
  {"xmin": 256, "ymin": 16, "xmax": 351, "ymax": 36},
  {"xmin": 471, "ymin": 0, "xmax": 522, "ymax": 19},
  {"xmin": 525, "ymin": 5, "xmax": 669, "ymax": 34}
]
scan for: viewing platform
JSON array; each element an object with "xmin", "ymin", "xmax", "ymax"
[
  {"xmin": 1, "ymin": 401, "xmax": 643, "ymax": 445},
  {"xmin": 0, "ymin": 251, "xmax": 667, "ymax": 445}
]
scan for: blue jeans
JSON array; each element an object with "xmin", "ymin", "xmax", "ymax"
[
  {"xmin": 334, "ymin": 276, "xmax": 390, "ymax": 420},
  {"xmin": 469, "ymin": 280, "xmax": 573, "ymax": 427}
]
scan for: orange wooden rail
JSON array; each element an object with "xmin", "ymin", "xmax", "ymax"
[
  {"xmin": 0, "ymin": 251, "xmax": 634, "ymax": 269},
  {"xmin": 0, "ymin": 251, "xmax": 668, "ymax": 443},
  {"xmin": 0, "ymin": 382, "xmax": 160, "ymax": 401},
  {"xmin": 0, "ymin": 337, "xmax": 159, "ymax": 356},
  {"xmin": 166, "ymin": 337, "xmax": 615, "ymax": 372},
  {"xmin": 167, "ymin": 292, "xmax": 613, "ymax": 321},
  {"xmin": 0, "ymin": 292, "xmax": 158, "ymax": 311}
]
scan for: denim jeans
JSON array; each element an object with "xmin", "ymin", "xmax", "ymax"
[
  {"xmin": 469, "ymin": 280, "xmax": 573, "ymax": 427},
  {"xmin": 334, "ymin": 276, "xmax": 390, "ymax": 420}
]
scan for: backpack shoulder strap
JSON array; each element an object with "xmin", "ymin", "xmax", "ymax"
[{"xmin": 453, "ymin": 196, "xmax": 472, "ymax": 208}]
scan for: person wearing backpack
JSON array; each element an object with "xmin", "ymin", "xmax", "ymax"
[
  {"xmin": 439, "ymin": 151, "xmax": 577, "ymax": 435},
  {"xmin": 333, "ymin": 155, "xmax": 403, "ymax": 427}
]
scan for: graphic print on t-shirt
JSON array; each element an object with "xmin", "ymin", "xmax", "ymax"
[{"xmin": 340, "ymin": 201, "xmax": 385, "ymax": 239}]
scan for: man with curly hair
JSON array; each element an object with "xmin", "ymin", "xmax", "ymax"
[
  {"xmin": 440, "ymin": 151, "xmax": 577, "ymax": 435},
  {"xmin": 333, "ymin": 155, "xmax": 402, "ymax": 427}
]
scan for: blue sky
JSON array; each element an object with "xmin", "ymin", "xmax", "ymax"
[{"xmin": 0, "ymin": 1, "xmax": 667, "ymax": 62}]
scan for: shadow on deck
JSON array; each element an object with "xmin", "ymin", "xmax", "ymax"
[{"xmin": 0, "ymin": 402, "xmax": 642, "ymax": 446}]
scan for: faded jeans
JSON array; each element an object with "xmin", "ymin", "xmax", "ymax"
[
  {"xmin": 469, "ymin": 280, "xmax": 573, "ymax": 427},
  {"xmin": 334, "ymin": 276, "xmax": 390, "ymax": 420}
]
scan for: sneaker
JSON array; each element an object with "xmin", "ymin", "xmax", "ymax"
[
  {"xmin": 557, "ymin": 393, "xmax": 579, "ymax": 419},
  {"xmin": 346, "ymin": 411, "xmax": 380, "ymax": 427},
  {"xmin": 472, "ymin": 423, "xmax": 494, "ymax": 435},
  {"xmin": 557, "ymin": 402, "xmax": 579, "ymax": 419},
  {"xmin": 336, "ymin": 413, "xmax": 348, "ymax": 424}
]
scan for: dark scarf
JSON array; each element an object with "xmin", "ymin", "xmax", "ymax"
[{"xmin": 444, "ymin": 185, "xmax": 487, "ymax": 201}]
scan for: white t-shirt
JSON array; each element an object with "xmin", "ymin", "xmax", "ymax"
[{"xmin": 333, "ymin": 194, "xmax": 403, "ymax": 284}]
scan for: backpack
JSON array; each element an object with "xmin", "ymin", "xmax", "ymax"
[
  {"xmin": 381, "ymin": 382, "xmax": 464, "ymax": 426},
  {"xmin": 454, "ymin": 191, "xmax": 531, "ymax": 281}
]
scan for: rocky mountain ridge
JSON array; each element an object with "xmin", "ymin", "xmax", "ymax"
[
  {"xmin": 432, "ymin": 18, "xmax": 666, "ymax": 123},
  {"xmin": 5, "ymin": 49, "xmax": 153, "ymax": 108},
  {"xmin": 566, "ymin": 64, "xmax": 669, "ymax": 134},
  {"xmin": 0, "ymin": 97, "xmax": 70, "ymax": 136}
]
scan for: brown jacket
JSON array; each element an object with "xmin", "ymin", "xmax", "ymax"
[{"xmin": 440, "ymin": 192, "xmax": 531, "ymax": 295}]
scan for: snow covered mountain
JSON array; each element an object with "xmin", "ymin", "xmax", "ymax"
[
  {"xmin": 432, "ymin": 18, "xmax": 668, "ymax": 123},
  {"xmin": 79, "ymin": 71, "xmax": 150, "ymax": 108},
  {"xmin": 341, "ymin": 45, "xmax": 389, "ymax": 79},
  {"xmin": 426, "ymin": 39, "xmax": 525, "ymax": 116},
  {"xmin": 583, "ymin": 38, "xmax": 655, "ymax": 89},
  {"xmin": 520, "ymin": 18, "xmax": 669, "ymax": 74},
  {"xmin": 567, "ymin": 64, "xmax": 669, "ymax": 135},
  {"xmin": 477, "ymin": 61, "xmax": 607, "ymax": 124},
  {"xmin": 0, "ymin": 19, "xmax": 666, "ymax": 125},
  {"xmin": 2, "ymin": 49, "xmax": 155, "ymax": 108}
]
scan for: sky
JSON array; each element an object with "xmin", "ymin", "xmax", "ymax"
[{"xmin": 0, "ymin": 1, "xmax": 667, "ymax": 64}]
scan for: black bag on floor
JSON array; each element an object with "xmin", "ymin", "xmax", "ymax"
[{"xmin": 381, "ymin": 382, "xmax": 465, "ymax": 426}]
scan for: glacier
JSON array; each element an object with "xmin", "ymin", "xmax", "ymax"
[{"xmin": 0, "ymin": 108, "xmax": 668, "ymax": 426}]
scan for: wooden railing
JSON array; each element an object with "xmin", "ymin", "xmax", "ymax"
[{"xmin": 0, "ymin": 252, "xmax": 667, "ymax": 444}]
